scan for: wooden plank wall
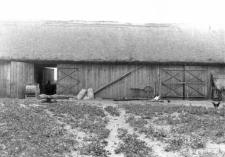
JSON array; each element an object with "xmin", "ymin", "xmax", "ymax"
[
  {"xmin": 58, "ymin": 63, "xmax": 158, "ymax": 99},
  {"xmin": 10, "ymin": 61, "xmax": 34, "ymax": 98},
  {"xmin": 57, "ymin": 63, "xmax": 225, "ymax": 99},
  {"xmin": 0, "ymin": 61, "xmax": 223, "ymax": 99},
  {"xmin": 0, "ymin": 61, "xmax": 11, "ymax": 98}
]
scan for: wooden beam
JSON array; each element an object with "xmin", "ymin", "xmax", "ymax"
[{"xmin": 94, "ymin": 66, "xmax": 144, "ymax": 95}]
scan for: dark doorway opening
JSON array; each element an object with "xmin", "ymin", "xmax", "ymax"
[{"xmin": 34, "ymin": 64, "xmax": 57, "ymax": 95}]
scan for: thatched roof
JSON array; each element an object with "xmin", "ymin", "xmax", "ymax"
[{"xmin": 0, "ymin": 21, "xmax": 225, "ymax": 63}]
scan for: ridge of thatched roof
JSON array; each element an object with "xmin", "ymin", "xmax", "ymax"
[{"xmin": 0, "ymin": 21, "xmax": 225, "ymax": 64}]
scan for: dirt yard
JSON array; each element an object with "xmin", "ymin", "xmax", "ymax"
[{"xmin": 0, "ymin": 98, "xmax": 225, "ymax": 157}]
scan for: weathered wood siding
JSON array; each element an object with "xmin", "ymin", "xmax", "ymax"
[
  {"xmin": 57, "ymin": 64, "xmax": 158, "ymax": 99},
  {"xmin": 160, "ymin": 65, "xmax": 208, "ymax": 99},
  {"xmin": 0, "ymin": 61, "xmax": 224, "ymax": 99},
  {"xmin": 57, "ymin": 63, "xmax": 225, "ymax": 99},
  {"xmin": 10, "ymin": 61, "xmax": 34, "ymax": 98},
  {"xmin": 0, "ymin": 61, "xmax": 11, "ymax": 97}
]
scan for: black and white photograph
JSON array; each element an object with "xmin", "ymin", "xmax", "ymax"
[{"xmin": 0, "ymin": 0, "xmax": 225, "ymax": 156}]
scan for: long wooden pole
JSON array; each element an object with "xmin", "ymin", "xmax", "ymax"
[{"xmin": 94, "ymin": 66, "xmax": 144, "ymax": 95}]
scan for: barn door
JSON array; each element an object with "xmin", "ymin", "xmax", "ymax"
[
  {"xmin": 185, "ymin": 67, "xmax": 206, "ymax": 99},
  {"xmin": 57, "ymin": 66, "xmax": 80, "ymax": 95},
  {"xmin": 161, "ymin": 68, "xmax": 184, "ymax": 99},
  {"xmin": 161, "ymin": 67, "xmax": 206, "ymax": 99}
]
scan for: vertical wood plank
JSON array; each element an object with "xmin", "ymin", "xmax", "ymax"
[
  {"xmin": 9, "ymin": 62, "xmax": 34, "ymax": 98},
  {"xmin": 6, "ymin": 62, "xmax": 11, "ymax": 97},
  {"xmin": 57, "ymin": 64, "xmax": 61, "ymax": 94},
  {"xmin": 2, "ymin": 62, "xmax": 5, "ymax": 97},
  {"xmin": 10, "ymin": 61, "xmax": 14, "ymax": 98},
  {"xmin": 16, "ymin": 62, "xmax": 19, "ymax": 98},
  {"xmin": 0, "ymin": 62, "xmax": 3, "ymax": 97},
  {"xmin": 18, "ymin": 62, "xmax": 23, "ymax": 98}
]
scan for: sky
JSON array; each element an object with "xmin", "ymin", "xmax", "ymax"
[{"xmin": 0, "ymin": 0, "xmax": 224, "ymax": 24}]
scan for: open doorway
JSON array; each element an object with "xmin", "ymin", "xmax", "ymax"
[{"xmin": 34, "ymin": 64, "xmax": 57, "ymax": 95}]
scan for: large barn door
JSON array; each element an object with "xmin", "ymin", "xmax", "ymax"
[
  {"xmin": 185, "ymin": 67, "xmax": 206, "ymax": 99},
  {"xmin": 161, "ymin": 67, "xmax": 206, "ymax": 99},
  {"xmin": 57, "ymin": 66, "xmax": 80, "ymax": 95},
  {"xmin": 161, "ymin": 68, "xmax": 184, "ymax": 99}
]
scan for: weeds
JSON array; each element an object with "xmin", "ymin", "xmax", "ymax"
[
  {"xmin": 104, "ymin": 106, "xmax": 120, "ymax": 116},
  {"xmin": 189, "ymin": 135, "xmax": 206, "ymax": 149},
  {"xmin": 126, "ymin": 115, "xmax": 148, "ymax": 129},
  {"xmin": 80, "ymin": 140, "xmax": 108, "ymax": 157},
  {"xmin": 117, "ymin": 128, "xmax": 128, "ymax": 138},
  {"xmin": 46, "ymin": 103, "xmax": 109, "ymax": 140},
  {"xmin": 115, "ymin": 130, "xmax": 154, "ymax": 157},
  {"xmin": 165, "ymin": 136, "xmax": 185, "ymax": 152},
  {"xmin": 0, "ymin": 102, "xmax": 77, "ymax": 157},
  {"xmin": 1, "ymin": 99, "xmax": 225, "ymax": 156}
]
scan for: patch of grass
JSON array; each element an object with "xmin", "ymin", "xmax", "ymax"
[
  {"xmin": 46, "ymin": 103, "xmax": 109, "ymax": 140},
  {"xmin": 47, "ymin": 103, "xmax": 106, "ymax": 119},
  {"xmin": 171, "ymin": 115, "xmax": 225, "ymax": 138},
  {"xmin": 126, "ymin": 115, "xmax": 148, "ymax": 129},
  {"xmin": 152, "ymin": 128, "xmax": 167, "ymax": 140},
  {"xmin": 104, "ymin": 106, "xmax": 120, "ymax": 116},
  {"xmin": 165, "ymin": 136, "xmax": 185, "ymax": 152},
  {"xmin": 80, "ymin": 140, "xmax": 108, "ymax": 157},
  {"xmin": 122, "ymin": 103, "xmax": 225, "ymax": 118},
  {"xmin": 117, "ymin": 128, "xmax": 128, "ymax": 138},
  {"xmin": 0, "ymin": 102, "xmax": 77, "ymax": 157},
  {"xmin": 155, "ymin": 114, "xmax": 182, "ymax": 125},
  {"xmin": 188, "ymin": 135, "xmax": 206, "ymax": 149},
  {"xmin": 198, "ymin": 150, "xmax": 225, "ymax": 157},
  {"xmin": 139, "ymin": 125, "xmax": 168, "ymax": 141},
  {"xmin": 115, "ymin": 130, "xmax": 154, "ymax": 157},
  {"xmin": 122, "ymin": 103, "xmax": 220, "ymax": 154},
  {"xmin": 165, "ymin": 134, "xmax": 206, "ymax": 152}
]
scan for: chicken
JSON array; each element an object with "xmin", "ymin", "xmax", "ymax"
[
  {"xmin": 152, "ymin": 95, "xmax": 161, "ymax": 102},
  {"xmin": 212, "ymin": 101, "xmax": 220, "ymax": 108}
]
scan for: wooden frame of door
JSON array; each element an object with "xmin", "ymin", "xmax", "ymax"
[{"xmin": 161, "ymin": 67, "xmax": 206, "ymax": 99}]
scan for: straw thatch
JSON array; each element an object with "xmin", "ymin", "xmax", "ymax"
[{"xmin": 0, "ymin": 21, "xmax": 225, "ymax": 63}]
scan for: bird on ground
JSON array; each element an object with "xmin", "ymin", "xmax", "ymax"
[
  {"xmin": 212, "ymin": 101, "xmax": 220, "ymax": 108},
  {"xmin": 152, "ymin": 95, "xmax": 160, "ymax": 102}
]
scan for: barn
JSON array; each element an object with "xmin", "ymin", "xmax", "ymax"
[{"xmin": 0, "ymin": 21, "xmax": 225, "ymax": 99}]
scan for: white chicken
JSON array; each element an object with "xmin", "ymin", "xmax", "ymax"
[{"xmin": 152, "ymin": 95, "xmax": 161, "ymax": 102}]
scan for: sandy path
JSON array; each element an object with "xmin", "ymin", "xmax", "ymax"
[
  {"xmin": 103, "ymin": 103, "xmax": 179, "ymax": 157},
  {"xmin": 104, "ymin": 108, "xmax": 134, "ymax": 157}
]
